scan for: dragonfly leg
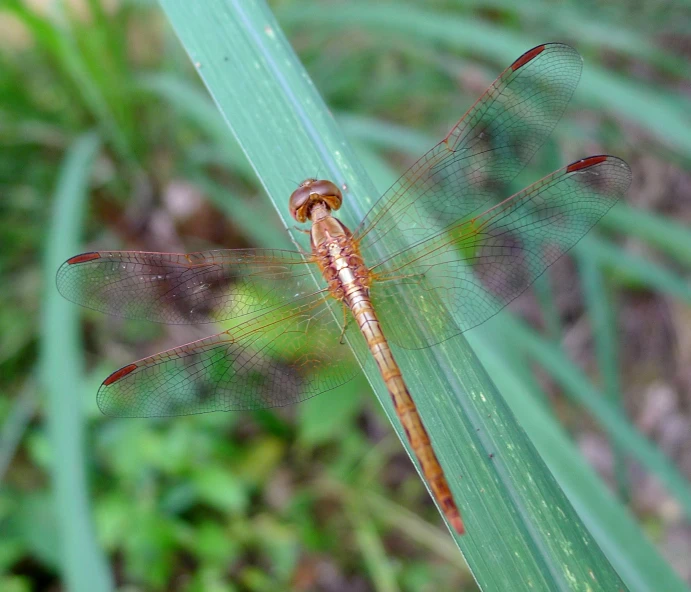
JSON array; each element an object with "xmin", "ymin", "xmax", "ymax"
[{"xmin": 339, "ymin": 305, "xmax": 350, "ymax": 345}]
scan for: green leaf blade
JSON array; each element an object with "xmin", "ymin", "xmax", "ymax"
[
  {"xmin": 157, "ymin": 1, "xmax": 629, "ymax": 589},
  {"xmin": 40, "ymin": 132, "xmax": 114, "ymax": 592}
]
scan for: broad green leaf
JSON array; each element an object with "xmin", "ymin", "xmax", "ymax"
[{"xmin": 157, "ymin": 1, "xmax": 629, "ymax": 590}]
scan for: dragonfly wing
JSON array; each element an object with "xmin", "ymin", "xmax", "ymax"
[
  {"xmin": 97, "ymin": 296, "xmax": 356, "ymax": 416},
  {"xmin": 370, "ymin": 156, "xmax": 632, "ymax": 349},
  {"xmin": 56, "ymin": 248, "xmax": 323, "ymax": 324},
  {"xmin": 355, "ymin": 43, "xmax": 583, "ymax": 254}
]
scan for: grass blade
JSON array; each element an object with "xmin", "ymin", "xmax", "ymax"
[
  {"xmin": 583, "ymin": 235, "xmax": 691, "ymax": 304},
  {"xmin": 601, "ymin": 204, "xmax": 691, "ymax": 266},
  {"xmin": 40, "ymin": 132, "xmax": 113, "ymax": 592},
  {"xmin": 354, "ymin": 135, "xmax": 691, "ymax": 592},
  {"xmin": 0, "ymin": 383, "xmax": 37, "ymax": 483},
  {"xmin": 279, "ymin": 2, "xmax": 691, "ymax": 157},
  {"xmin": 5, "ymin": 1, "xmax": 134, "ymax": 163},
  {"xmin": 578, "ymin": 253, "xmax": 630, "ymax": 501},
  {"xmin": 157, "ymin": 1, "xmax": 629, "ymax": 589},
  {"xmin": 467, "ymin": 324, "xmax": 691, "ymax": 592},
  {"xmin": 503, "ymin": 317, "xmax": 691, "ymax": 521}
]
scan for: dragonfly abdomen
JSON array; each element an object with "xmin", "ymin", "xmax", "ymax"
[
  {"xmin": 346, "ymin": 288, "xmax": 466, "ymax": 535},
  {"xmin": 306, "ymin": 191, "xmax": 464, "ymax": 534}
]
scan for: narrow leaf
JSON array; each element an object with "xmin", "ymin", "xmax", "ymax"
[
  {"xmin": 40, "ymin": 132, "xmax": 113, "ymax": 592},
  {"xmin": 157, "ymin": 1, "xmax": 629, "ymax": 590}
]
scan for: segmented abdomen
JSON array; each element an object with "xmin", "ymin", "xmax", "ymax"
[{"xmin": 345, "ymin": 287, "xmax": 465, "ymax": 535}]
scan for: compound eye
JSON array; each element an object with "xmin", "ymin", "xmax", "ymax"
[
  {"xmin": 288, "ymin": 184, "xmax": 312, "ymax": 222},
  {"xmin": 288, "ymin": 179, "xmax": 343, "ymax": 222},
  {"xmin": 308, "ymin": 180, "xmax": 343, "ymax": 211}
]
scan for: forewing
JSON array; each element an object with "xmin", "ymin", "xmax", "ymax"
[
  {"xmin": 97, "ymin": 297, "xmax": 355, "ymax": 417},
  {"xmin": 370, "ymin": 156, "xmax": 632, "ymax": 349},
  {"xmin": 355, "ymin": 43, "xmax": 583, "ymax": 255},
  {"xmin": 56, "ymin": 249, "xmax": 322, "ymax": 324}
]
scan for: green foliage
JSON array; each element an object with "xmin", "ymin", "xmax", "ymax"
[
  {"xmin": 1, "ymin": 0, "xmax": 690, "ymax": 591},
  {"xmin": 41, "ymin": 132, "xmax": 113, "ymax": 592}
]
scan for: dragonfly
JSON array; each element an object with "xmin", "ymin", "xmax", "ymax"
[{"xmin": 57, "ymin": 43, "xmax": 631, "ymax": 535}]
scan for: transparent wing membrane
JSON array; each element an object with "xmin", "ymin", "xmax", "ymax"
[
  {"xmin": 56, "ymin": 249, "xmax": 320, "ymax": 324},
  {"xmin": 370, "ymin": 156, "xmax": 632, "ymax": 349},
  {"xmin": 355, "ymin": 43, "xmax": 583, "ymax": 256},
  {"xmin": 97, "ymin": 298, "xmax": 355, "ymax": 417},
  {"xmin": 56, "ymin": 42, "xmax": 632, "ymax": 438}
]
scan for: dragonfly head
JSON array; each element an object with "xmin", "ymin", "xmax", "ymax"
[{"xmin": 289, "ymin": 179, "xmax": 343, "ymax": 223}]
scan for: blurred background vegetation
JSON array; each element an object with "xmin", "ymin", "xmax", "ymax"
[{"xmin": 1, "ymin": 0, "xmax": 691, "ymax": 591}]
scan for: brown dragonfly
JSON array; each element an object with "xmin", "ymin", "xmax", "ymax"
[{"xmin": 57, "ymin": 43, "xmax": 631, "ymax": 535}]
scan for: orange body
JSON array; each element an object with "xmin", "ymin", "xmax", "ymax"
[{"xmin": 307, "ymin": 200, "xmax": 465, "ymax": 535}]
